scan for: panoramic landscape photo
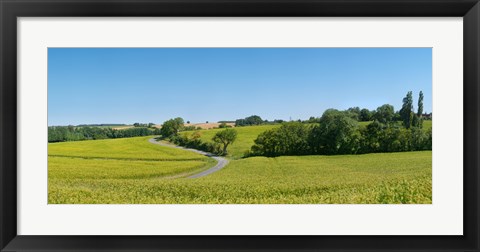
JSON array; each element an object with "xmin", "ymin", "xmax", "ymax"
[{"xmin": 48, "ymin": 48, "xmax": 432, "ymax": 204}]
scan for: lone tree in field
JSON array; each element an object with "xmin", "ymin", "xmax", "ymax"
[{"xmin": 212, "ymin": 128, "xmax": 237, "ymax": 155}]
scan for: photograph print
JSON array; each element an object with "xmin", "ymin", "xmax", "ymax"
[{"xmin": 48, "ymin": 48, "xmax": 432, "ymax": 204}]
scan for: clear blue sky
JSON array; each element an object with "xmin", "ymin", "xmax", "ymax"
[{"xmin": 48, "ymin": 48, "xmax": 432, "ymax": 126}]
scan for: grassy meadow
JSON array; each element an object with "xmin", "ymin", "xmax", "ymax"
[
  {"xmin": 48, "ymin": 125, "xmax": 432, "ymax": 204},
  {"xmin": 181, "ymin": 124, "xmax": 280, "ymax": 159}
]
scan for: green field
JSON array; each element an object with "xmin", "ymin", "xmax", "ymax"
[
  {"xmin": 423, "ymin": 120, "xmax": 432, "ymax": 129},
  {"xmin": 181, "ymin": 124, "xmax": 280, "ymax": 159},
  {"xmin": 49, "ymin": 135, "xmax": 432, "ymax": 204}
]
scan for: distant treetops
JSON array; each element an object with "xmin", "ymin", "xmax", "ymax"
[
  {"xmin": 233, "ymin": 91, "xmax": 430, "ymax": 128},
  {"xmin": 133, "ymin": 122, "xmax": 156, "ymax": 128}
]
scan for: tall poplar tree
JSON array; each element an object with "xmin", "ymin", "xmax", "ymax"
[
  {"xmin": 400, "ymin": 91, "xmax": 413, "ymax": 129},
  {"xmin": 417, "ymin": 91, "xmax": 424, "ymax": 116},
  {"xmin": 416, "ymin": 91, "xmax": 424, "ymax": 128}
]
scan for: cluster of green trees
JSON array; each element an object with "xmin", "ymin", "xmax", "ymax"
[
  {"xmin": 248, "ymin": 91, "xmax": 431, "ymax": 157},
  {"xmin": 160, "ymin": 117, "xmax": 237, "ymax": 155},
  {"xmin": 235, "ymin": 115, "xmax": 287, "ymax": 126},
  {"xmin": 301, "ymin": 104, "xmax": 391, "ymax": 126},
  {"xmin": 48, "ymin": 126, "xmax": 159, "ymax": 142},
  {"xmin": 235, "ymin": 115, "xmax": 264, "ymax": 126},
  {"xmin": 133, "ymin": 122, "xmax": 156, "ymax": 128},
  {"xmin": 303, "ymin": 107, "xmax": 377, "ymax": 123},
  {"xmin": 159, "ymin": 117, "xmax": 185, "ymax": 138}
]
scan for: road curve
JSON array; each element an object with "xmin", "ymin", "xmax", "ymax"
[{"xmin": 148, "ymin": 138, "xmax": 228, "ymax": 178}]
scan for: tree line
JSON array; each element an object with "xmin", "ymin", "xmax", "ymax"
[
  {"xmin": 48, "ymin": 126, "xmax": 160, "ymax": 142},
  {"xmin": 248, "ymin": 91, "xmax": 431, "ymax": 157},
  {"xmin": 76, "ymin": 123, "xmax": 126, "ymax": 127}
]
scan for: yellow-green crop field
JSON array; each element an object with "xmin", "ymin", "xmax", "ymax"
[{"xmin": 49, "ymin": 134, "xmax": 432, "ymax": 204}]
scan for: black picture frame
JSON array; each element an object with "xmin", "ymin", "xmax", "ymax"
[{"xmin": 1, "ymin": 0, "xmax": 479, "ymax": 251}]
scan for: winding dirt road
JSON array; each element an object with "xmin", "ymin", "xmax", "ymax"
[{"xmin": 148, "ymin": 138, "xmax": 228, "ymax": 178}]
